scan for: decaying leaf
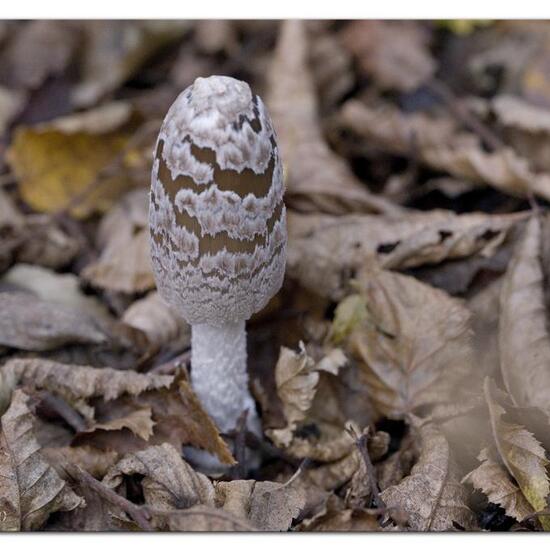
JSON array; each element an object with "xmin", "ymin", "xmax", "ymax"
[
  {"xmin": 1, "ymin": 358, "xmax": 172, "ymax": 404},
  {"xmin": 267, "ymin": 344, "xmax": 347, "ymax": 448},
  {"xmin": 103, "ymin": 443, "xmax": 215, "ymax": 511},
  {"xmin": 288, "ymin": 210, "xmax": 523, "ymax": 300},
  {"xmin": 1, "ymin": 358, "xmax": 234, "ymax": 465},
  {"xmin": 0, "ymin": 292, "xmax": 108, "ymax": 351},
  {"xmin": 80, "ymin": 407, "xmax": 155, "ymax": 442},
  {"xmin": 152, "ymin": 505, "xmax": 255, "ymax": 532},
  {"xmin": 463, "ymin": 447, "xmax": 533, "ymax": 522},
  {"xmin": 0, "ymin": 390, "xmax": 82, "ymax": 531},
  {"xmin": 339, "ymin": 99, "xmax": 550, "ymax": 202},
  {"xmin": 122, "ymin": 291, "xmax": 190, "ymax": 351},
  {"xmin": 345, "ymin": 268, "xmax": 473, "ymax": 418},
  {"xmin": 82, "ymin": 189, "xmax": 155, "ymax": 293},
  {"xmin": 381, "ymin": 421, "xmax": 475, "ymax": 531},
  {"xmin": 267, "ymin": 20, "xmax": 402, "ymax": 216},
  {"xmin": 499, "ymin": 215, "xmax": 550, "ymax": 410},
  {"xmin": 340, "ymin": 20, "xmax": 435, "ymax": 92},
  {"xmin": 6, "ymin": 102, "xmax": 143, "ymax": 219},
  {"xmin": 216, "ymin": 479, "xmax": 306, "ymax": 532},
  {"xmin": 483, "ymin": 378, "xmax": 550, "ymax": 530},
  {"xmin": 298, "ymin": 494, "xmax": 381, "ymax": 531}
]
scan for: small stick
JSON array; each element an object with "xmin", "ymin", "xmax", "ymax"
[
  {"xmin": 283, "ymin": 458, "xmax": 311, "ymax": 487},
  {"xmin": 40, "ymin": 391, "xmax": 87, "ymax": 432},
  {"xmin": 63, "ymin": 462, "xmax": 153, "ymax": 531},
  {"xmin": 149, "ymin": 350, "xmax": 191, "ymax": 375}
]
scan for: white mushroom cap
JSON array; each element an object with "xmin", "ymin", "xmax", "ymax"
[{"xmin": 149, "ymin": 75, "xmax": 287, "ymax": 326}]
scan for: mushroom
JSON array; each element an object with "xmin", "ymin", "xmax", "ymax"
[{"xmin": 149, "ymin": 75, "xmax": 286, "ymax": 441}]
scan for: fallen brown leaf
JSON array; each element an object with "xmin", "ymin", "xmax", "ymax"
[
  {"xmin": 0, "ymin": 390, "xmax": 82, "ymax": 531},
  {"xmin": 345, "ymin": 269, "xmax": 473, "ymax": 418},
  {"xmin": 499, "ymin": 215, "xmax": 550, "ymax": 410},
  {"xmin": 381, "ymin": 421, "xmax": 475, "ymax": 531}
]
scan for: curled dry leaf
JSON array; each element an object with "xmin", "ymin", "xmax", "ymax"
[
  {"xmin": 381, "ymin": 421, "xmax": 475, "ymax": 531},
  {"xmin": 79, "ymin": 406, "xmax": 156, "ymax": 442},
  {"xmin": 267, "ymin": 20, "xmax": 402, "ymax": 216},
  {"xmin": 288, "ymin": 210, "xmax": 523, "ymax": 301},
  {"xmin": 2, "ymin": 358, "xmax": 234, "ymax": 464},
  {"xmin": 493, "ymin": 94, "xmax": 550, "ymax": 134},
  {"xmin": 0, "ymin": 390, "xmax": 82, "ymax": 531},
  {"xmin": 0, "ymin": 292, "xmax": 108, "ymax": 351},
  {"xmin": 499, "ymin": 215, "xmax": 550, "ymax": 410},
  {"xmin": 216, "ymin": 479, "xmax": 306, "ymax": 532},
  {"xmin": 103, "ymin": 443, "xmax": 215, "ymax": 511},
  {"xmin": 298, "ymin": 494, "xmax": 381, "ymax": 532},
  {"xmin": 6, "ymin": 102, "xmax": 143, "ymax": 219},
  {"xmin": 122, "ymin": 291, "xmax": 190, "ymax": 351},
  {"xmin": 483, "ymin": 377, "xmax": 550, "ymax": 530},
  {"xmin": 462, "ymin": 447, "xmax": 533, "ymax": 523},
  {"xmin": 344, "ymin": 269, "xmax": 473, "ymax": 418},
  {"xmin": 339, "ymin": 99, "xmax": 550, "ymax": 202},
  {"xmin": 340, "ymin": 20, "xmax": 435, "ymax": 92},
  {"xmin": 82, "ymin": 190, "xmax": 155, "ymax": 293},
  {"xmin": 1, "ymin": 358, "xmax": 172, "ymax": 404},
  {"xmin": 267, "ymin": 344, "xmax": 347, "ymax": 448}
]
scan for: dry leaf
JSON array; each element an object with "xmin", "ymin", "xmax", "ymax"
[
  {"xmin": 80, "ymin": 407, "xmax": 155, "ymax": 442},
  {"xmin": 267, "ymin": 344, "xmax": 347, "ymax": 448},
  {"xmin": 82, "ymin": 190, "xmax": 155, "ymax": 293},
  {"xmin": 288, "ymin": 210, "xmax": 523, "ymax": 301},
  {"xmin": 381, "ymin": 421, "xmax": 475, "ymax": 531},
  {"xmin": 484, "ymin": 377, "xmax": 550, "ymax": 530},
  {"xmin": 267, "ymin": 20, "xmax": 402, "ymax": 216},
  {"xmin": 152, "ymin": 505, "xmax": 255, "ymax": 532},
  {"xmin": 1, "ymin": 358, "xmax": 172, "ymax": 404},
  {"xmin": 340, "ymin": 20, "xmax": 435, "ymax": 91},
  {"xmin": 216, "ymin": 479, "xmax": 306, "ymax": 532},
  {"xmin": 462, "ymin": 447, "xmax": 533, "ymax": 522},
  {"xmin": 499, "ymin": 216, "xmax": 550, "ymax": 410},
  {"xmin": 103, "ymin": 443, "xmax": 215, "ymax": 511},
  {"xmin": 0, "ymin": 390, "xmax": 82, "ymax": 531},
  {"xmin": 299, "ymin": 494, "xmax": 381, "ymax": 531},
  {"xmin": 339, "ymin": 99, "xmax": 550, "ymax": 202},
  {"xmin": 346, "ymin": 268, "xmax": 473, "ymax": 418},
  {"xmin": 7, "ymin": 102, "xmax": 140, "ymax": 219},
  {"xmin": 122, "ymin": 291, "xmax": 190, "ymax": 351},
  {"xmin": 0, "ymin": 292, "xmax": 108, "ymax": 351}
]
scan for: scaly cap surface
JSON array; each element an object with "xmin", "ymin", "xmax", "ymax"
[{"xmin": 149, "ymin": 75, "xmax": 286, "ymax": 325}]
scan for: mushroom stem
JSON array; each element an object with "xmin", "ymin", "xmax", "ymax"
[{"xmin": 190, "ymin": 321, "xmax": 257, "ymax": 434}]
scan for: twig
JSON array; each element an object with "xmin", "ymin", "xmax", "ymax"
[
  {"xmin": 63, "ymin": 462, "xmax": 153, "ymax": 531},
  {"xmin": 283, "ymin": 458, "xmax": 311, "ymax": 487},
  {"xmin": 346, "ymin": 425, "xmax": 384, "ymax": 510},
  {"xmin": 428, "ymin": 78, "xmax": 504, "ymax": 152},
  {"xmin": 40, "ymin": 391, "xmax": 87, "ymax": 432},
  {"xmin": 149, "ymin": 349, "xmax": 191, "ymax": 375}
]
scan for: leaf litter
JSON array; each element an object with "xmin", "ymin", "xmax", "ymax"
[{"xmin": 3, "ymin": 19, "xmax": 550, "ymax": 532}]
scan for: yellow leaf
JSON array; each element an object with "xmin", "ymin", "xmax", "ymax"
[{"xmin": 6, "ymin": 103, "xmax": 142, "ymax": 219}]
